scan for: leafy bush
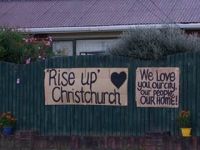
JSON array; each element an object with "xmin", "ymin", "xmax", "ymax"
[
  {"xmin": 108, "ymin": 27, "xmax": 200, "ymax": 60},
  {"xmin": 0, "ymin": 28, "xmax": 53, "ymax": 64}
]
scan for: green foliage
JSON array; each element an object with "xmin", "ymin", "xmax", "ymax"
[
  {"xmin": 0, "ymin": 28, "xmax": 53, "ymax": 64},
  {"xmin": 0, "ymin": 29, "xmax": 24, "ymax": 63},
  {"xmin": 108, "ymin": 27, "xmax": 200, "ymax": 60},
  {"xmin": 0, "ymin": 112, "xmax": 16, "ymax": 128},
  {"xmin": 177, "ymin": 110, "xmax": 191, "ymax": 128}
]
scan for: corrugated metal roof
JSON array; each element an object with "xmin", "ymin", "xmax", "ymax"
[{"xmin": 0, "ymin": 0, "xmax": 200, "ymax": 28}]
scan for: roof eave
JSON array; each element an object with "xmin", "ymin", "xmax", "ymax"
[{"xmin": 18, "ymin": 23, "xmax": 200, "ymax": 34}]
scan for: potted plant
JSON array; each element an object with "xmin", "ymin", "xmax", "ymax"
[
  {"xmin": 177, "ymin": 110, "xmax": 191, "ymax": 137},
  {"xmin": 0, "ymin": 112, "xmax": 16, "ymax": 135}
]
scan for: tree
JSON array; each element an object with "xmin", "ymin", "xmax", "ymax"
[
  {"xmin": 108, "ymin": 27, "xmax": 200, "ymax": 60},
  {"xmin": 0, "ymin": 28, "xmax": 53, "ymax": 64}
]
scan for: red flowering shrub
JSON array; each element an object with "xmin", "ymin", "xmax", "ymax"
[
  {"xmin": 0, "ymin": 28, "xmax": 54, "ymax": 64},
  {"xmin": 0, "ymin": 112, "xmax": 16, "ymax": 128}
]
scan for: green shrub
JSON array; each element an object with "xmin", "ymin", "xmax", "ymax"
[
  {"xmin": 0, "ymin": 28, "xmax": 53, "ymax": 64},
  {"xmin": 108, "ymin": 27, "xmax": 200, "ymax": 60}
]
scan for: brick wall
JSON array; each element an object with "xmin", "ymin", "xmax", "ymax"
[{"xmin": 0, "ymin": 131, "xmax": 199, "ymax": 150}]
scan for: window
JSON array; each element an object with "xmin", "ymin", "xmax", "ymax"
[
  {"xmin": 76, "ymin": 39, "xmax": 116, "ymax": 55},
  {"xmin": 52, "ymin": 41, "xmax": 73, "ymax": 56}
]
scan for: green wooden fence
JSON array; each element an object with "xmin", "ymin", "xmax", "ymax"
[{"xmin": 0, "ymin": 53, "xmax": 200, "ymax": 136}]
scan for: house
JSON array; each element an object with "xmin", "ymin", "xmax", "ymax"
[{"xmin": 0, "ymin": 0, "xmax": 200, "ymax": 56}]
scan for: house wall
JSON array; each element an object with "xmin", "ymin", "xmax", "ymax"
[
  {"xmin": 42, "ymin": 29, "xmax": 200, "ymax": 56},
  {"xmin": 50, "ymin": 31, "xmax": 121, "ymax": 56}
]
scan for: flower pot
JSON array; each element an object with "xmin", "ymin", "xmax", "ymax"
[
  {"xmin": 2, "ymin": 127, "xmax": 13, "ymax": 135},
  {"xmin": 181, "ymin": 128, "xmax": 191, "ymax": 137}
]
